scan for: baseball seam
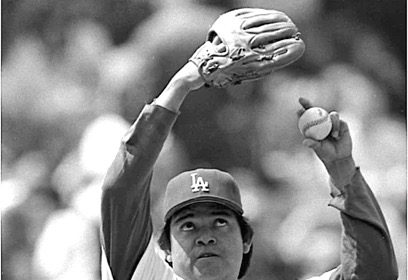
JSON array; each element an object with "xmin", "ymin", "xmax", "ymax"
[{"xmin": 302, "ymin": 115, "xmax": 329, "ymax": 135}]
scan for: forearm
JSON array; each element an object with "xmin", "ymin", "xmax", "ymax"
[
  {"xmin": 324, "ymin": 156, "xmax": 356, "ymax": 196},
  {"xmin": 154, "ymin": 61, "xmax": 204, "ymax": 112},
  {"xmin": 328, "ymin": 168, "xmax": 398, "ymax": 280},
  {"xmin": 102, "ymin": 61, "xmax": 202, "ymax": 217},
  {"xmin": 154, "ymin": 76, "xmax": 191, "ymax": 113},
  {"xmin": 100, "ymin": 62, "xmax": 203, "ymax": 280}
]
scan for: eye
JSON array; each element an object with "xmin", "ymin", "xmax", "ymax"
[
  {"xmin": 180, "ymin": 221, "xmax": 195, "ymax": 231},
  {"xmin": 215, "ymin": 218, "xmax": 228, "ymax": 227}
]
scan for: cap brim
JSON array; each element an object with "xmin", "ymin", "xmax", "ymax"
[{"xmin": 164, "ymin": 195, "xmax": 243, "ymax": 221}]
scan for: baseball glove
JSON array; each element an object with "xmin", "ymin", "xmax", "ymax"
[{"xmin": 189, "ymin": 8, "xmax": 305, "ymax": 88}]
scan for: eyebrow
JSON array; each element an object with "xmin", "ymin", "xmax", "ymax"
[
  {"xmin": 172, "ymin": 209, "xmax": 234, "ymax": 225},
  {"xmin": 172, "ymin": 213, "xmax": 194, "ymax": 225}
]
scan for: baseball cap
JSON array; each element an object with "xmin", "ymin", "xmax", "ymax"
[{"xmin": 163, "ymin": 168, "xmax": 243, "ymax": 221}]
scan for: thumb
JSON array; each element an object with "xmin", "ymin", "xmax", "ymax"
[{"xmin": 302, "ymin": 138, "xmax": 321, "ymax": 149}]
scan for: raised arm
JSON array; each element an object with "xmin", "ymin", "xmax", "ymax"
[
  {"xmin": 298, "ymin": 98, "xmax": 398, "ymax": 280},
  {"xmin": 100, "ymin": 6, "xmax": 306, "ymax": 278},
  {"xmin": 100, "ymin": 62, "xmax": 204, "ymax": 280}
]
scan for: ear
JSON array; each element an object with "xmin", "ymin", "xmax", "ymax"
[{"xmin": 243, "ymin": 239, "xmax": 252, "ymax": 254}]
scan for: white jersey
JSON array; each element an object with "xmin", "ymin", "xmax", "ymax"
[
  {"xmin": 100, "ymin": 235, "xmax": 338, "ymax": 280},
  {"xmin": 101, "ymin": 237, "xmax": 179, "ymax": 280}
]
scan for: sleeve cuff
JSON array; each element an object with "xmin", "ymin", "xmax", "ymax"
[{"xmin": 328, "ymin": 167, "xmax": 359, "ymax": 198}]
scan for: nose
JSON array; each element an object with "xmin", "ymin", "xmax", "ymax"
[{"xmin": 195, "ymin": 228, "xmax": 216, "ymax": 246}]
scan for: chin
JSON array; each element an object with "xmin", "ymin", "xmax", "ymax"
[
  {"xmin": 193, "ymin": 260, "xmax": 234, "ymax": 280},
  {"xmin": 194, "ymin": 271, "xmax": 226, "ymax": 280}
]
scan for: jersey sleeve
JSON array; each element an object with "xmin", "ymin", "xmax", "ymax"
[
  {"xmin": 308, "ymin": 167, "xmax": 398, "ymax": 280},
  {"xmin": 100, "ymin": 104, "xmax": 179, "ymax": 280}
]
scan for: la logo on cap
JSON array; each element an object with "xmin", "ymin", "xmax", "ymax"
[{"xmin": 190, "ymin": 173, "xmax": 209, "ymax": 193}]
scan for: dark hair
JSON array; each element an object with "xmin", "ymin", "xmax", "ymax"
[{"xmin": 158, "ymin": 213, "xmax": 254, "ymax": 279}]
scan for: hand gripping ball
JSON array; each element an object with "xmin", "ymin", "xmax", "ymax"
[{"xmin": 298, "ymin": 107, "xmax": 332, "ymax": 141}]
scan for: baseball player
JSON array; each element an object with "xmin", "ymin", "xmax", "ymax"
[{"xmin": 100, "ymin": 8, "xmax": 398, "ymax": 280}]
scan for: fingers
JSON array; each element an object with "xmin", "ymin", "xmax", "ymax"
[
  {"xmin": 329, "ymin": 111, "xmax": 340, "ymax": 139},
  {"xmin": 338, "ymin": 119, "xmax": 350, "ymax": 139},
  {"xmin": 297, "ymin": 98, "xmax": 345, "ymax": 143},
  {"xmin": 329, "ymin": 112, "xmax": 350, "ymax": 141},
  {"xmin": 262, "ymin": 39, "xmax": 305, "ymax": 69},
  {"xmin": 246, "ymin": 21, "xmax": 297, "ymax": 35},
  {"xmin": 241, "ymin": 11, "xmax": 290, "ymax": 30},
  {"xmin": 296, "ymin": 97, "xmax": 312, "ymax": 118},
  {"xmin": 301, "ymin": 111, "xmax": 348, "ymax": 144},
  {"xmin": 250, "ymin": 26, "xmax": 298, "ymax": 49},
  {"xmin": 298, "ymin": 97, "xmax": 312, "ymax": 110},
  {"xmin": 302, "ymin": 138, "xmax": 321, "ymax": 149}
]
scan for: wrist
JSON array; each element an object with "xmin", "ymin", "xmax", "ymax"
[
  {"xmin": 324, "ymin": 156, "xmax": 356, "ymax": 189},
  {"xmin": 171, "ymin": 61, "xmax": 205, "ymax": 91},
  {"xmin": 168, "ymin": 75, "xmax": 198, "ymax": 93},
  {"xmin": 153, "ymin": 62, "xmax": 204, "ymax": 113},
  {"xmin": 154, "ymin": 79, "xmax": 190, "ymax": 113}
]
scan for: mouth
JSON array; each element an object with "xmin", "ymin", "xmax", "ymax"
[{"xmin": 197, "ymin": 252, "xmax": 219, "ymax": 259}]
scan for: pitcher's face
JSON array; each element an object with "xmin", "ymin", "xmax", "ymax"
[{"xmin": 168, "ymin": 203, "xmax": 251, "ymax": 280}]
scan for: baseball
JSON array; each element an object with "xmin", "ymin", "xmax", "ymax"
[{"xmin": 298, "ymin": 107, "xmax": 332, "ymax": 140}]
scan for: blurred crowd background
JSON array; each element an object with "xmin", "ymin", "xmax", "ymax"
[{"xmin": 1, "ymin": 0, "xmax": 406, "ymax": 279}]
